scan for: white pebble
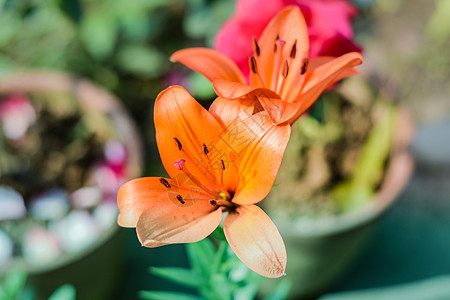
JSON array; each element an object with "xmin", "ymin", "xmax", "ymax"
[
  {"xmin": 50, "ymin": 210, "xmax": 100, "ymax": 253},
  {"xmin": 71, "ymin": 186, "xmax": 102, "ymax": 209},
  {"xmin": 0, "ymin": 186, "xmax": 26, "ymax": 220},
  {"xmin": 29, "ymin": 189, "xmax": 70, "ymax": 221},
  {"xmin": 22, "ymin": 226, "xmax": 61, "ymax": 264},
  {"xmin": 0, "ymin": 229, "xmax": 13, "ymax": 264}
]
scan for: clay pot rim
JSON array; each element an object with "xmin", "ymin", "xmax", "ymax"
[
  {"xmin": 273, "ymin": 107, "xmax": 415, "ymax": 239},
  {"xmin": 0, "ymin": 70, "xmax": 143, "ymax": 274}
]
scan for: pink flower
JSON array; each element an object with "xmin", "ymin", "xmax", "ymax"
[
  {"xmin": 0, "ymin": 94, "xmax": 36, "ymax": 140},
  {"xmin": 215, "ymin": 0, "xmax": 362, "ymax": 77}
]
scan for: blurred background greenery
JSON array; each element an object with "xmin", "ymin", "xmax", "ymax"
[
  {"xmin": 0, "ymin": 0, "xmax": 235, "ymax": 171},
  {"xmin": 1, "ymin": 0, "xmax": 450, "ymax": 299}
]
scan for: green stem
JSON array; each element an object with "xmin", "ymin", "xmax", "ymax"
[{"xmin": 210, "ymin": 240, "xmax": 227, "ymax": 275}]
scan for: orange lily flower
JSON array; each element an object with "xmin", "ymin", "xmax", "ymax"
[
  {"xmin": 171, "ymin": 6, "xmax": 363, "ymax": 125},
  {"xmin": 117, "ymin": 86, "xmax": 290, "ymax": 278}
]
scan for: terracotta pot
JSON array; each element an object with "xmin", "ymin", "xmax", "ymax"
[
  {"xmin": 0, "ymin": 71, "xmax": 143, "ymax": 300},
  {"xmin": 260, "ymin": 108, "xmax": 414, "ymax": 299}
]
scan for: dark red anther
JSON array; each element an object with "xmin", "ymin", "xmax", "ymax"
[
  {"xmin": 253, "ymin": 37, "xmax": 261, "ymax": 56},
  {"xmin": 203, "ymin": 143, "xmax": 209, "ymax": 155},
  {"xmin": 220, "ymin": 160, "xmax": 225, "ymax": 171},
  {"xmin": 159, "ymin": 178, "xmax": 171, "ymax": 189},
  {"xmin": 173, "ymin": 137, "xmax": 182, "ymax": 151},
  {"xmin": 210, "ymin": 200, "xmax": 217, "ymax": 206},
  {"xmin": 250, "ymin": 56, "xmax": 258, "ymax": 74},
  {"xmin": 176, "ymin": 194, "xmax": 185, "ymax": 204},
  {"xmin": 290, "ymin": 41, "xmax": 297, "ymax": 59},
  {"xmin": 282, "ymin": 60, "xmax": 289, "ymax": 78},
  {"xmin": 301, "ymin": 58, "xmax": 309, "ymax": 75}
]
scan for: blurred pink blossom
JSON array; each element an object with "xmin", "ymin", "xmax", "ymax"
[
  {"xmin": 215, "ymin": 0, "xmax": 362, "ymax": 76},
  {"xmin": 0, "ymin": 94, "xmax": 36, "ymax": 140},
  {"xmin": 90, "ymin": 140, "xmax": 128, "ymax": 198}
]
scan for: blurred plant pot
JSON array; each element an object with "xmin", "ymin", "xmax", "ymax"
[
  {"xmin": 260, "ymin": 103, "xmax": 414, "ymax": 298},
  {"xmin": 0, "ymin": 71, "xmax": 143, "ymax": 299}
]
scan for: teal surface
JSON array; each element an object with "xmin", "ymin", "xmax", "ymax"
[
  {"xmin": 116, "ymin": 168, "xmax": 450, "ymax": 299},
  {"xmin": 323, "ymin": 170, "xmax": 450, "ymax": 299}
]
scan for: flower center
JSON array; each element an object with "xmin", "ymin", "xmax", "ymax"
[
  {"xmin": 250, "ymin": 37, "xmax": 310, "ymax": 102},
  {"xmin": 171, "ymin": 137, "xmax": 233, "ymax": 208}
]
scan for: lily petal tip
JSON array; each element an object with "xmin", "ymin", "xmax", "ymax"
[
  {"xmin": 169, "ymin": 52, "xmax": 179, "ymax": 63},
  {"xmin": 142, "ymin": 239, "xmax": 166, "ymax": 248}
]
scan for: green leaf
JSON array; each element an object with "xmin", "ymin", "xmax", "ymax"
[
  {"xmin": 59, "ymin": 0, "xmax": 82, "ymax": 24},
  {"xmin": 426, "ymin": 0, "xmax": 450, "ymax": 42},
  {"xmin": 48, "ymin": 284, "xmax": 76, "ymax": 300},
  {"xmin": 332, "ymin": 101, "xmax": 397, "ymax": 211},
  {"xmin": 271, "ymin": 183, "xmax": 280, "ymax": 191},
  {"xmin": 189, "ymin": 72, "xmax": 215, "ymax": 100},
  {"xmin": 210, "ymin": 273, "xmax": 237, "ymax": 300},
  {"xmin": 185, "ymin": 238, "xmax": 215, "ymax": 275},
  {"xmin": 234, "ymin": 283, "xmax": 260, "ymax": 300},
  {"xmin": 80, "ymin": 10, "xmax": 118, "ymax": 60},
  {"xmin": 1, "ymin": 269, "xmax": 27, "ymax": 299},
  {"xmin": 210, "ymin": 241, "xmax": 227, "ymax": 275},
  {"xmin": 263, "ymin": 278, "xmax": 292, "ymax": 300},
  {"xmin": 211, "ymin": 226, "xmax": 226, "ymax": 241},
  {"xmin": 116, "ymin": 44, "xmax": 166, "ymax": 77},
  {"xmin": 219, "ymin": 257, "xmax": 242, "ymax": 274},
  {"xmin": 150, "ymin": 267, "xmax": 207, "ymax": 289},
  {"xmin": 0, "ymin": 14, "xmax": 18, "ymax": 47},
  {"xmin": 309, "ymin": 95, "xmax": 326, "ymax": 123},
  {"xmin": 139, "ymin": 291, "xmax": 203, "ymax": 300}
]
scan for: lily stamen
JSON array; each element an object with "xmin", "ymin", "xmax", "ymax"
[
  {"xmin": 282, "ymin": 58, "xmax": 309, "ymax": 100},
  {"xmin": 290, "ymin": 41, "xmax": 297, "ymax": 59},
  {"xmin": 250, "ymin": 56, "xmax": 266, "ymax": 87},
  {"xmin": 253, "ymin": 37, "xmax": 261, "ymax": 56},
  {"xmin": 277, "ymin": 60, "xmax": 289, "ymax": 95},
  {"xmin": 214, "ymin": 199, "xmax": 234, "ymax": 208},
  {"xmin": 271, "ymin": 39, "xmax": 286, "ymax": 91},
  {"xmin": 219, "ymin": 159, "xmax": 226, "ymax": 187},
  {"xmin": 300, "ymin": 58, "xmax": 309, "ymax": 75},
  {"xmin": 174, "ymin": 159, "xmax": 219, "ymax": 198}
]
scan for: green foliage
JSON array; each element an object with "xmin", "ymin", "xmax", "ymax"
[
  {"xmin": 0, "ymin": 269, "xmax": 27, "ymax": 300},
  {"xmin": 332, "ymin": 100, "xmax": 397, "ymax": 211},
  {"xmin": 425, "ymin": 0, "xmax": 450, "ymax": 43},
  {"xmin": 264, "ymin": 278, "xmax": 292, "ymax": 300},
  {"xmin": 0, "ymin": 269, "xmax": 76, "ymax": 300},
  {"xmin": 149, "ymin": 267, "xmax": 208, "ymax": 289},
  {"xmin": 189, "ymin": 72, "xmax": 215, "ymax": 100},
  {"xmin": 0, "ymin": 0, "xmax": 172, "ymax": 88},
  {"xmin": 48, "ymin": 284, "xmax": 77, "ymax": 300},
  {"xmin": 142, "ymin": 228, "xmax": 291, "ymax": 300},
  {"xmin": 139, "ymin": 291, "xmax": 203, "ymax": 300},
  {"xmin": 183, "ymin": 0, "xmax": 235, "ymax": 47}
]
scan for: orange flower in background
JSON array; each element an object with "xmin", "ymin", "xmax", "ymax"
[
  {"xmin": 117, "ymin": 86, "xmax": 290, "ymax": 278},
  {"xmin": 171, "ymin": 6, "xmax": 362, "ymax": 125}
]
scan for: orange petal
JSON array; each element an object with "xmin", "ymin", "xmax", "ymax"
[
  {"xmin": 117, "ymin": 177, "xmax": 214, "ymax": 228},
  {"xmin": 303, "ymin": 52, "xmax": 363, "ymax": 93},
  {"xmin": 215, "ymin": 112, "xmax": 290, "ymax": 205},
  {"xmin": 117, "ymin": 177, "xmax": 167, "ymax": 228},
  {"xmin": 117, "ymin": 177, "xmax": 223, "ymax": 246},
  {"xmin": 213, "ymin": 79, "xmax": 290, "ymax": 125},
  {"xmin": 170, "ymin": 48, "xmax": 246, "ymax": 84},
  {"xmin": 209, "ymin": 97, "xmax": 255, "ymax": 129},
  {"xmin": 257, "ymin": 94, "xmax": 302, "ymax": 125},
  {"xmin": 224, "ymin": 205, "xmax": 286, "ymax": 278},
  {"xmin": 154, "ymin": 86, "xmax": 226, "ymax": 190},
  {"xmin": 287, "ymin": 52, "xmax": 363, "ymax": 124},
  {"xmin": 137, "ymin": 204, "xmax": 222, "ymax": 248},
  {"xmin": 213, "ymin": 78, "xmax": 260, "ymax": 100},
  {"xmin": 257, "ymin": 6, "xmax": 309, "ymax": 87}
]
